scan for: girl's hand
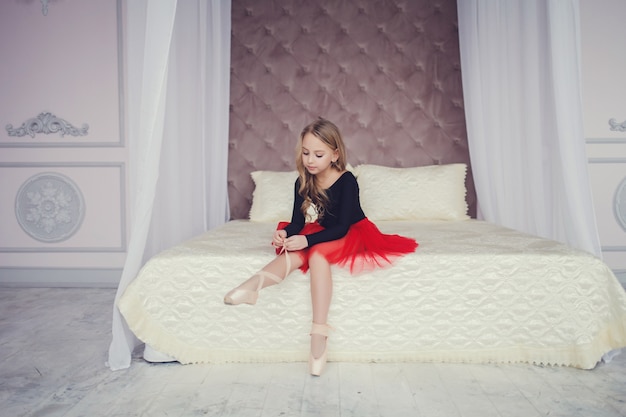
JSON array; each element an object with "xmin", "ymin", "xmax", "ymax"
[
  {"xmin": 283, "ymin": 235, "xmax": 308, "ymax": 251},
  {"xmin": 272, "ymin": 230, "xmax": 287, "ymax": 247}
]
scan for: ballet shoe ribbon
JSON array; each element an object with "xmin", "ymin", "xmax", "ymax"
[{"xmin": 277, "ymin": 245, "xmax": 291, "ymax": 278}]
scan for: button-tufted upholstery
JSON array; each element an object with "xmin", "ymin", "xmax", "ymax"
[{"xmin": 228, "ymin": 0, "xmax": 476, "ymax": 220}]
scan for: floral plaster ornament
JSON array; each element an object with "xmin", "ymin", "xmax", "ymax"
[{"xmin": 15, "ymin": 173, "xmax": 85, "ymax": 242}]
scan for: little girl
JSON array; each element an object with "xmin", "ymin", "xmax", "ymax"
[{"xmin": 224, "ymin": 117, "xmax": 418, "ymax": 376}]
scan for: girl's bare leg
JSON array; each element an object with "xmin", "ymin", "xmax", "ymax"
[
  {"xmin": 232, "ymin": 252, "xmax": 303, "ymax": 292},
  {"xmin": 308, "ymin": 251, "xmax": 333, "ymax": 359}
]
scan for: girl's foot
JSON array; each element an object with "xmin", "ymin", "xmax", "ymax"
[
  {"xmin": 309, "ymin": 322, "xmax": 332, "ymax": 376},
  {"xmin": 223, "ymin": 270, "xmax": 282, "ymax": 305}
]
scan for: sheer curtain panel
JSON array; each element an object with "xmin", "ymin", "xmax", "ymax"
[
  {"xmin": 457, "ymin": 0, "xmax": 601, "ymax": 257},
  {"xmin": 107, "ymin": 0, "xmax": 231, "ymax": 371}
]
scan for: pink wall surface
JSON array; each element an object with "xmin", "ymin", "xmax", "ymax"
[
  {"xmin": 0, "ymin": 0, "xmax": 127, "ymax": 286},
  {"xmin": 580, "ymin": 0, "xmax": 626, "ymax": 283},
  {"xmin": 228, "ymin": 0, "xmax": 475, "ymax": 220},
  {"xmin": 0, "ymin": 0, "xmax": 622, "ymax": 286}
]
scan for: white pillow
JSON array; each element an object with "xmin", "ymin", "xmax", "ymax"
[
  {"xmin": 249, "ymin": 170, "xmax": 297, "ymax": 222},
  {"xmin": 356, "ymin": 163, "xmax": 469, "ymax": 221},
  {"xmin": 248, "ymin": 165, "xmax": 357, "ymax": 222}
]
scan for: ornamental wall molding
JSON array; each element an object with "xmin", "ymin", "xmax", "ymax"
[
  {"xmin": 0, "ymin": 162, "xmax": 126, "ymax": 252},
  {"xmin": 608, "ymin": 118, "xmax": 626, "ymax": 132},
  {"xmin": 615, "ymin": 176, "xmax": 626, "ymax": 233},
  {"xmin": 41, "ymin": 0, "xmax": 50, "ymax": 16},
  {"xmin": 6, "ymin": 112, "xmax": 89, "ymax": 138},
  {"xmin": 15, "ymin": 172, "xmax": 85, "ymax": 243}
]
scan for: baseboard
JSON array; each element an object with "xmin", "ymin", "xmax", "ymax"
[{"xmin": 0, "ymin": 268, "xmax": 122, "ymax": 288}]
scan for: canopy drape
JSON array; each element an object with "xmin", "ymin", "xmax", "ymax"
[
  {"xmin": 107, "ymin": 0, "xmax": 231, "ymax": 371},
  {"xmin": 457, "ymin": 0, "xmax": 601, "ymax": 257}
]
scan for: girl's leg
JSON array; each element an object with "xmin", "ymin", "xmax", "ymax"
[
  {"xmin": 231, "ymin": 251, "xmax": 304, "ymax": 292},
  {"xmin": 308, "ymin": 250, "xmax": 333, "ymax": 359}
]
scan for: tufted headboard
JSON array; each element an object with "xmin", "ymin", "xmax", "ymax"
[{"xmin": 228, "ymin": 0, "xmax": 476, "ymax": 220}]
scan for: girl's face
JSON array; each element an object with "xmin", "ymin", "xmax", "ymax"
[{"xmin": 301, "ymin": 132, "xmax": 338, "ymax": 177}]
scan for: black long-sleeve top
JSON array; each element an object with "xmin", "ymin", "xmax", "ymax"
[{"xmin": 283, "ymin": 171, "xmax": 366, "ymax": 247}]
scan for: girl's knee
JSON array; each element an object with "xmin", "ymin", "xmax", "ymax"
[
  {"xmin": 288, "ymin": 251, "xmax": 305, "ymax": 266},
  {"xmin": 308, "ymin": 251, "xmax": 331, "ymax": 271},
  {"xmin": 308, "ymin": 248, "xmax": 328, "ymax": 262}
]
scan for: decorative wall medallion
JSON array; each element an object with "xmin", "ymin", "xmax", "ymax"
[
  {"xmin": 616, "ymin": 177, "xmax": 626, "ymax": 232},
  {"xmin": 41, "ymin": 0, "xmax": 50, "ymax": 16},
  {"xmin": 6, "ymin": 112, "xmax": 89, "ymax": 138},
  {"xmin": 608, "ymin": 118, "xmax": 626, "ymax": 132},
  {"xmin": 15, "ymin": 173, "xmax": 85, "ymax": 243}
]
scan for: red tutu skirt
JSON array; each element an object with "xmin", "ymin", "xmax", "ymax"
[{"xmin": 276, "ymin": 218, "xmax": 418, "ymax": 274}]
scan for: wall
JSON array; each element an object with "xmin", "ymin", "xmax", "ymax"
[
  {"xmin": 580, "ymin": 0, "xmax": 626, "ymax": 285},
  {"xmin": 0, "ymin": 1, "xmax": 126, "ymax": 286},
  {"xmin": 0, "ymin": 0, "xmax": 622, "ymax": 287},
  {"xmin": 228, "ymin": 0, "xmax": 475, "ymax": 220}
]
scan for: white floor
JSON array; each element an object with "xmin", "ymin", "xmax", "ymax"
[{"xmin": 1, "ymin": 288, "xmax": 626, "ymax": 417}]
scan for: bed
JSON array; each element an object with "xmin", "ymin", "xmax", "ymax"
[{"xmin": 118, "ymin": 164, "xmax": 626, "ymax": 369}]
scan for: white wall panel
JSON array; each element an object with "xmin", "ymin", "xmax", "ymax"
[
  {"xmin": 580, "ymin": 0, "xmax": 625, "ymax": 285},
  {"xmin": 581, "ymin": 0, "xmax": 626, "ymax": 139},
  {"xmin": 587, "ymin": 158, "xmax": 626, "ymax": 246},
  {"xmin": 0, "ymin": 0, "xmax": 126, "ymax": 286},
  {"xmin": 0, "ymin": 0, "xmax": 122, "ymax": 147},
  {"xmin": 0, "ymin": 163, "xmax": 125, "ymax": 251}
]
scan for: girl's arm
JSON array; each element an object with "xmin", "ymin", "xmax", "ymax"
[
  {"xmin": 282, "ymin": 179, "xmax": 305, "ymax": 236},
  {"xmin": 304, "ymin": 174, "xmax": 362, "ymax": 246}
]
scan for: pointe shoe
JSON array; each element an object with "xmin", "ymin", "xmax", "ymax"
[
  {"xmin": 225, "ymin": 246, "xmax": 292, "ymax": 305},
  {"xmin": 309, "ymin": 322, "xmax": 332, "ymax": 376},
  {"xmin": 224, "ymin": 270, "xmax": 282, "ymax": 305}
]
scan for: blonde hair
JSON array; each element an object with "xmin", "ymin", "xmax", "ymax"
[{"xmin": 295, "ymin": 118, "xmax": 347, "ymax": 221}]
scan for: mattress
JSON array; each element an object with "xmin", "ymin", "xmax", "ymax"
[{"xmin": 118, "ymin": 219, "xmax": 626, "ymax": 369}]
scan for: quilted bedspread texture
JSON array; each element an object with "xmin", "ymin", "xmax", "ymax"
[{"xmin": 119, "ymin": 220, "xmax": 626, "ymax": 369}]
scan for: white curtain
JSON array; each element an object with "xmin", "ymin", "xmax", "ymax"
[
  {"xmin": 107, "ymin": 0, "xmax": 231, "ymax": 371},
  {"xmin": 457, "ymin": 0, "xmax": 601, "ymax": 257}
]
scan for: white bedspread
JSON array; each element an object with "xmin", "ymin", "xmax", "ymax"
[{"xmin": 118, "ymin": 220, "xmax": 626, "ymax": 369}]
